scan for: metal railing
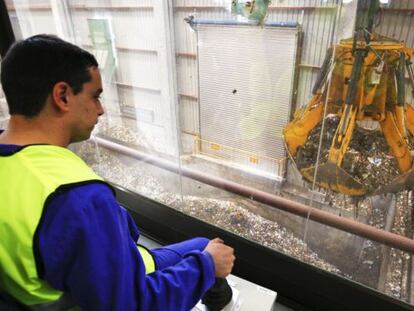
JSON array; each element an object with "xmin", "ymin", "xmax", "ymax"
[{"xmin": 194, "ymin": 136, "xmax": 286, "ymax": 179}]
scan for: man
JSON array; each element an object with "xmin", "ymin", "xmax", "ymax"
[{"xmin": 0, "ymin": 34, "xmax": 235, "ymax": 310}]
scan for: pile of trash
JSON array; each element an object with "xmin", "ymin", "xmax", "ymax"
[{"xmin": 296, "ymin": 115, "xmax": 401, "ymax": 192}]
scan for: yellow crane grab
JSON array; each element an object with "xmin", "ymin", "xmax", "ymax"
[{"xmin": 284, "ymin": 33, "xmax": 414, "ymax": 196}]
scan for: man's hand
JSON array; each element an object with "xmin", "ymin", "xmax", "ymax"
[{"xmin": 204, "ymin": 238, "xmax": 235, "ymax": 278}]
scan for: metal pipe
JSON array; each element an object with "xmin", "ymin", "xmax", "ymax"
[
  {"xmin": 268, "ymin": 6, "xmax": 337, "ymax": 11},
  {"xmin": 94, "ymin": 136, "xmax": 414, "ymax": 254},
  {"xmin": 188, "ymin": 19, "xmax": 298, "ymax": 28},
  {"xmin": 174, "ymin": 6, "xmax": 338, "ymax": 11}
]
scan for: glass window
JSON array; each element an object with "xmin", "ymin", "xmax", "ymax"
[
  {"xmin": 5, "ymin": 0, "xmax": 414, "ymax": 305},
  {"xmin": 0, "ymin": 56, "xmax": 8, "ymax": 129}
]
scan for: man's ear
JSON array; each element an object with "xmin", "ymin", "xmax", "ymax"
[{"xmin": 52, "ymin": 82, "xmax": 71, "ymax": 112}]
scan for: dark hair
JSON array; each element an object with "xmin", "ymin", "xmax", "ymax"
[{"xmin": 0, "ymin": 34, "xmax": 98, "ymax": 117}]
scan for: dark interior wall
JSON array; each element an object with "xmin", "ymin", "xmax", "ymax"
[{"xmin": 0, "ymin": 0, "xmax": 14, "ymax": 58}]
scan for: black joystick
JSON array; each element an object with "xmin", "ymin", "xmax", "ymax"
[{"xmin": 201, "ymin": 278, "xmax": 233, "ymax": 311}]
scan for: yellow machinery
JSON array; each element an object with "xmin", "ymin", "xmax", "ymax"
[{"xmin": 284, "ymin": 1, "xmax": 414, "ymax": 196}]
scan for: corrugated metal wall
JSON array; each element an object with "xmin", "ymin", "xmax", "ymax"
[
  {"xmin": 5, "ymin": 0, "xmax": 57, "ymax": 38},
  {"xmin": 67, "ymin": 2, "xmax": 163, "ymax": 126},
  {"xmin": 173, "ymin": 1, "xmax": 232, "ymax": 134},
  {"xmin": 173, "ymin": 0, "xmax": 341, "ymax": 136},
  {"xmin": 174, "ymin": 0, "xmax": 414, "ymax": 136},
  {"xmin": 376, "ymin": 0, "xmax": 414, "ymax": 104},
  {"xmin": 66, "ymin": 1, "xmax": 184, "ymax": 155},
  {"xmin": 197, "ymin": 25, "xmax": 299, "ymax": 163},
  {"xmin": 5, "ymin": 0, "xmax": 180, "ymax": 154},
  {"xmin": 4, "ymin": 0, "xmax": 414, "ymax": 151}
]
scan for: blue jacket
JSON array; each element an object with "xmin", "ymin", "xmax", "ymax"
[{"xmin": 0, "ymin": 143, "xmax": 215, "ymax": 311}]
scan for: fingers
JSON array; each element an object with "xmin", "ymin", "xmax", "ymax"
[
  {"xmin": 204, "ymin": 238, "xmax": 236, "ymax": 278},
  {"xmin": 222, "ymin": 252, "xmax": 236, "ymax": 277}
]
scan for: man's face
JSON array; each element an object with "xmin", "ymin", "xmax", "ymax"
[{"xmin": 69, "ymin": 66, "xmax": 104, "ymax": 143}]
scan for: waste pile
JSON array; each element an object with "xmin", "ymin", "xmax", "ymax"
[{"xmin": 296, "ymin": 115, "xmax": 402, "ymax": 192}]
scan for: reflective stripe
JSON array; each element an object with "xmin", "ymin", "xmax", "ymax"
[{"xmin": 137, "ymin": 245, "xmax": 156, "ymax": 274}]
